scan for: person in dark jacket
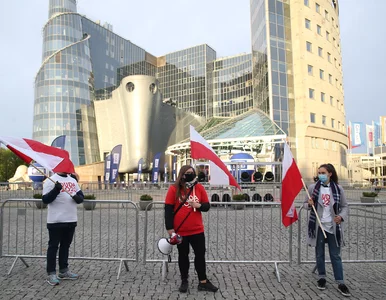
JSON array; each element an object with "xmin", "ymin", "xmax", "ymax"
[
  {"xmin": 42, "ymin": 172, "xmax": 84, "ymax": 286},
  {"xmin": 164, "ymin": 165, "xmax": 218, "ymax": 293}
]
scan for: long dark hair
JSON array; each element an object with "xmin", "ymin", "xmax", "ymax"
[
  {"xmin": 319, "ymin": 163, "xmax": 338, "ymax": 184},
  {"xmin": 173, "ymin": 165, "xmax": 196, "ymax": 201}
]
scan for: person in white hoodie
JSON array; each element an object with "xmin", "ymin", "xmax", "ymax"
[
  {"xmin": 42, "ymin": 172, "xmax": 83, "ymax": 286},
  {"xmin": 304, "ymin": 163, "xmax": 350, "ymax": 297}
]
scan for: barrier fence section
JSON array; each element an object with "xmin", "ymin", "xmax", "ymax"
[
  {"xmin": 0, "ymin": 199, "xmax": 139, "ymax": 279},
  {"xmin": 297, "ymin": 203, "xmax": 386, "ymax": 265},
  {"xmin": 143, "ymin": 201, "xmax": 292, "ymax": 282}
]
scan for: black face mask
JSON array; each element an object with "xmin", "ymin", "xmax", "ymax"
[{"xmin": 183, "ymin": 173, "xmax": 196, "ymax": 182}]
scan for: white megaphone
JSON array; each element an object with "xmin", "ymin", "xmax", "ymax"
[{"xmin": 157, "ymin": 238, "xmax": 173, "ymax": 255}]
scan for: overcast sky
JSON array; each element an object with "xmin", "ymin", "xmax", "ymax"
[{"xmin": 0, "ymin": 0, "xmax": 384, "ymax": 147}]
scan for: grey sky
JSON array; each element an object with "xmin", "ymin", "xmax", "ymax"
[{"xmin": 0, "ymin": 0, "xmax": 384, "ymax": 143}]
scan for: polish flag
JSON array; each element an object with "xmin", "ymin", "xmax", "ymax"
[
  {"xmin": 0, "ymin": 136, "xmax": 75, "ymax": 174},
  {"xmin": 281, "ymin": 143, "xmax": 303, "ymax": 227},
  {"xmin": 190, "ymin": 126, "xmax": 241, "ymax": 190}
]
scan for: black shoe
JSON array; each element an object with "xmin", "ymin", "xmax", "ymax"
[
  {"xmin": 317, "ymin": 278, "xmax": 326, "ymax": 290},
  {"xmin": 338, "ymin": 284, "xmax": 351, "ymax": 297},
  {"xmin": 179, "ymin": 280, "xmax": 188, "ymax": 293},
  {"xmin": 198, "ymin": 280, "xmax": 218, "ymax": 292}
]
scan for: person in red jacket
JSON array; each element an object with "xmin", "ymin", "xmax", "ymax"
[{"xmin": 165, "ymin": 165, "xmax": 218, "ymax": 293}]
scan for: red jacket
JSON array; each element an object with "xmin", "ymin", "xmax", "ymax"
[{"xmin": 165, "ymin": 183, "xmax": 209, "ymax": 236}]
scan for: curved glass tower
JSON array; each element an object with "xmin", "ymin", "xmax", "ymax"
[{"xmin": 33, "ymin": 0, "xmax": 99, "ymax": 165}]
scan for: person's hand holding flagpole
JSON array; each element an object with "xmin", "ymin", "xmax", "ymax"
[{"xmin": 0, "ymin": 136, "xmax": 76, "ymax": 196}]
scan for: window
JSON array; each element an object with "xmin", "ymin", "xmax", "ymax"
[
  {"xmin": 325, "ymin": 10, "xmax": 329, "ymax": 20},
  {"xmin": 330, "ymin": 96, "xmax": 333, "ymax": 105},
  {"xmin": 329, "ymin": 74, "xmax": 332, "ymax": 83},
  {"xmin": 319, "ymin": 69, "xmax": 324, "ymax": 79},
  {"xmin": 308, "ymin": 65, "xmax": 313, "ymax": 75},
  {"xmin": 321, "ymin": 92, "xmax": 325, "ymax": 102},
  {"xmin": 304, "ymin": 0, "xmax": 309, "ymax": 6},
  {"xmin": 317, "ymin": 25, "xmax": 322, "ymax": 35},
  {"xmin": 333, "ymin": 37, "xmax": 336, "ymax": 46},
  {"xmin": 310, "ymin": 113, "xmax": 316, "ymax": 123},
  {"xmin": 326, "ymin": 31, "xmax": 330, "ymax": 41},
  {"xmin": 318, "ymin": 47, "xmax": 323, "ymax": 57},
  {"xmin": 316, "ymin": 3, "xmax": 320, "ymax": 13},
  {"xmin": 306, "ymin": 41, "xmax": 312, "ymax": 52},
  {"xmin": 309, "ymin": 88, "xmax": 315, "ymax": 99},
  {"xmin": 327, "ymin": 52, "xmax": 331, "ymax": 62},
  {"xmin": 337, "ymin": 99, "xmax": 340, "ymax": 110},
  {"xmin": 331, "ymin": 118, "xmax": 335, "ymax": 128},
  {"xmin": 338, "ymin": 121, "xmax": 341, "ymax": 130},
  {"xmin": 305, "ymin": 19, "xmax": 311, "ymax": 29},
  {"xmin": 334, "ymin": 58, "xmax": 337, "ymax": 66},
  {"xmin": 322, "ymin": 115, "xmax": 326, "ymax": 125}
]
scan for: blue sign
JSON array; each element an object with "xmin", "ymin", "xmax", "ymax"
[
  {"xmin": 152, "ymin": 152, "xmax": 162, "ymax": 183},
  {"xmin": 374, "ymin": 122, "xmax": 381, "ymax": 147},
  {"xmin": 109, "ymin": 145, "xmax": 122, "ymax": 183},
  {"xmin": 51, "ymin": 135, "xmax": 66, "ymax": 149},
  {"xmin": 172, "ymin": 156, "xmax": 177, "ymax": 182},
  {"xmin": 104, "ymin": 154, "xmax": 111, "ymax": 183}
]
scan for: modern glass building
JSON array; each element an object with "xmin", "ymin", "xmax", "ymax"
[
  {"xmin": 157, "ymin": 45, "xmax": 216, "ymax": 118},
  {"xmin": 249, "ymin": 0, "xmax": 347, "ymax": 180},
  {"xmin": 33, "ymin": 0, "xmax": 347, "ymax": 181}
]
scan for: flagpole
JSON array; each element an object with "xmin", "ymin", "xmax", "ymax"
[{"xmin": 301, "ymin": 178, "xmax": 327, "ymax": 239}]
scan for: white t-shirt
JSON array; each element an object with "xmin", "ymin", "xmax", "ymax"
[
  {"xmin": 43, "ymin": 173, "xmax": 81, "ymax": 224},
  {"xmin": 320, "ymin": 185, "xmax": 333, "ymax": 233}
]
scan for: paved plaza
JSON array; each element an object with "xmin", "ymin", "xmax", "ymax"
[
  {"xmin": 0, "ymin": 257, "xmax": 385, "ymax": 299},
  {"xmin": 1, "ymin": 190, "xmax": 386, "ymax": 299}
]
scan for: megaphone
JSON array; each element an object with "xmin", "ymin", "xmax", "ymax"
[
  {"xmin": 157, "ymin": 233, "xmax": 182, "ymax": 255},
  {"xmin": 157, "ymin": 238, "xmax": 173, "ymax": 255}
]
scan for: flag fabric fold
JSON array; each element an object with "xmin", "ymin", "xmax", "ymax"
[
  {"xmin": 281, "ymin": 143, "xmax": 303, "ymax": 227},
  {"xmin": 0, "ymin": 136, "xmax": 75, "ymax": 174},
  {"xmin": 189, "ymin": 126, "xmax": 241, "ymax": 190}
]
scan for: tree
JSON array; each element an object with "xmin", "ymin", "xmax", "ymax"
[{"xmin": 0, "ymin": 148, "xmax": 28, "ymax": 182}]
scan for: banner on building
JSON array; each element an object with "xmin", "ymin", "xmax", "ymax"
[
  {"xmin": 137, "ymin": 158, "xmax": 143, "ymax": 181},
  {"xmin": 381, "ymin": 116, "xmax": 386, "ymax": 145},
  {"xmin": 104, "ymin": 154, "xmax": 111, "ymax": 183},
  {"xmin": 109, "ymin": 145, "xmax": 122, "ymax": 183},
  {"xmin": 151, "ymin": 152, "xmax": 162, "ymax": 184},
  {"xmin": 366, "ymin": 124, "xmax": 374, "ymax": 154},
  {"xmin": 374, "ymin": 122, "xmax": 381, "ymax": 147},
  {"xmin": 51, "ymin": 135, "xmax": 66, "ymax": 150},
  {"xmin": 164, "ymin": 162, "xmax": 168, "ymax": 183},
  {"xmin": 172, "ymin": 156, "xmax": 177, "ymax": 182},
  {"xmin": 351, "ymin": 122, "xmax": 363, "ymax": 148}
]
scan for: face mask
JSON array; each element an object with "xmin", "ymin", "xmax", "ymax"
[
  {"xmin": 318, "ymin": 174, "xmax": 328, "ymax": 183},
  {"xmin": 183, "ymin": 173, "xmax": 196, "ymax": 182}
]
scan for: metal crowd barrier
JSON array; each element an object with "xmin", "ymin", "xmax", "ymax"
[
  {"xmin": 143, "ymin": 201, "xmax": 292, "ymax": 282},
  {"xmin": 0, "ymin": 199, "xmax": 139, "ymax": 279},
  {"xmin": 297, "ymin": 203, "xmax": 386, "ymax": 265}
]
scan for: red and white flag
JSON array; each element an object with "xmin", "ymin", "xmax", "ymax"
[
  {"xmin": 190, "ymin": 126, "xmax": 241, "ymax": 190},
  {"xmin": 281, "ymin": 143, "xmax": 303, "ymax": 227},
  {"xmin": 0, "ymin": 136, "xmax": 75, "ymax": 174}
]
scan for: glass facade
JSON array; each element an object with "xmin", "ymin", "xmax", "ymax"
[
  {"xmin": 208, "ymin": 54, "xmax": 253, "ymax": 117},
  {"xmin": 250, "ymin": 0, "xmax": 295, "ymax": 136},
  {"xmin": 157, "ymin": 45, "xmax": 216, "ymax": 118},
  {"xmin": 34, "ymin": 2, "xmax": 99, "ymax": 166}
]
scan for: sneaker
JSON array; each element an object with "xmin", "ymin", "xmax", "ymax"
[
  {"xmin": 317, "ymin": 278, "xmax": 326, "ymax": 290},
  {"xmin": 179, "ymin": 279, "xmax": 189, "ymax": 293},
  {"xmin": 58, "ymin": 271, "xmax": 79, "ymax": 280},
  {"xmin": 338, "ymin": 284, "xmax": 351, "ymax": 297},
  {"xmin": 46, "ymin": 274, "xmax": 60, "ymax": 286},
  {"xmin": 198, "ymin": 280, "xmax": 218, "ymax": 292}
]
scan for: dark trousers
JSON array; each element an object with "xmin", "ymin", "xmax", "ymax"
[
  {"xmin": 177, "ymin": 232, "xmax": 207, "ymax": 281},
  {"xmin": 315, "ymin": 227, "xmax": 344, "ymax": 283},
  {"xmin": 46, "ymin": 225, "xmax": 75, "ymax": 275}
]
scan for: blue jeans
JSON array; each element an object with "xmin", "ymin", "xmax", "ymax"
[{"xmin": 315, "ymin": 227, "xmax": 344, "ymax": 283}]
